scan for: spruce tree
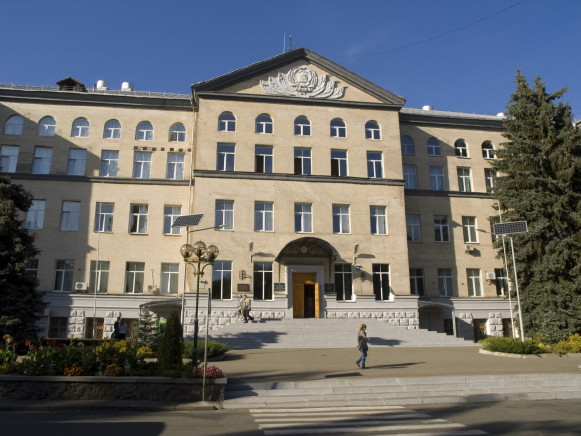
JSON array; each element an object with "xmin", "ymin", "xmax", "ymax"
[
  {"xmin": 0, "ymin": 176, "xmax": 45, "ymax": 343},
  {"xmin": 492, "ymin": 72, "xmax": 581, "ymax": 342},
  {"xmin": 134, "ymin": 305, "xmax": 159, "ymax": 349},
  {"xmin": 156, "ymin": 312, "xmax": 183, "ymax": 371}
]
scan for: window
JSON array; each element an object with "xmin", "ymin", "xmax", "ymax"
[
  {"xmin": 485, "ymin": 168, "xmax": 496, "ymax": 193},
  {"xmin": 401, "ymin": 135, "xmax": 415, "ymax": 154},
  {"xmin": 103, "ymin": 119, "xmax": 121, "ymax": 139},
  {"xmin": 367, "ymin": 151, "xmax": 383, "ymax": 178},
  {"xmin": 38, "ymin": 116, "xmax": 56, "ymax": 136},
  {"xmin": 129, "ymin": 204, "xmax": 148, "ymax": 234},
  {"xmin": 25, "ymin": 200, "xmax": 45, "ymax": 229},
  {"xmin": 133, "ymin": 151, "xmax": 152, "ymax": 179},
  {"xmin": 217, "ymin": 144, "xmax": 235, "ymax": 171},
  {"xmin": 427, "ymin": 137, "xmax": 441, "ymax": 156},
  {"xmin": 215, "ymin": 200, "xmax": 234, "ymax": 230},
  {"xmin": 254, "ymin": 201, "xmax": 274, "ymax": 232},
  {"xmin": 406, "ymin": 214, "xmax": 422, "ymax": 242},
  {"xmin": 32, "ymin": 147, "xmax": 52, "ymax": 174},
  {"xmin": 166, "ymin": 153, "xmax": 184, "ymax": 180},
  {"xmin": 60, "ymin": 201, "xmax": 80, "ymax": 231},
  {"xmin": 365, "ymin": 121, "xmax": 380, "ymax": 139},
  {"xmin": 54, "ymin": 260, "xmax": 74, "ymax": 292},
  {"xmin": 403, "ymin": 165, "xmax": 417, "ymax": 189},
  {"xmin": 218, "ymin": 112, "xmax": 236, "ymax": 132},
  {"xmin": 211, "ymin": 261, "xmax": 232, "ymax": 299},
  {"xmin": 4, "ymin": 115, "xmax": 23, "ymax": 135},
  {"xmin": 26, "ymin": 259, "xmax": 39, "ymax": 278},
  {"xmin": 330, "ymin": 149, "xmax": 348, "ymax": 177},
  {"xmin": 330, "ymin": 118, "xmax": 346, "ymax": 138},
  {"xmin": 67, "ymin": 149, "xmax": 86, "ymax": 176},
  {"xmin": 99, "ymin": 150, "xmax": 118, "ymax": 177},
  {"xmin": 462, "ymin": 216, "xmax": 478, "ymax": 243},
  {"xmin": 135, "ymin": 121, "xmax": 154, "ymax": 141},
  {"xmin": 294, "ymin": 148, "xmax": 311, "ymax": 175},
  {"xmin": 434, "ymin": 215, "xmax": 450, "ymax": 242},
  {"xmin": 332, "ymin": 204, "xmax": 350, "ymax": 234},
  {"xmin": 495, "ymin": 268, "xmax": 509, "ymax": 296},
  {"xmin": 169, "ymin": 123, "xmax": 186, "ymax": 142},
  {"xmin": 334, "ymin": 264, "xmax": 353, "ymax": 301},
  {"xmin": 410, "ymin": 268, "xmax": 424, "ymax": 296},
  {"xmin": 372, "ymin": 264, "xmax": 390, "ymax": 300},
  {"xmin": 294, "ymin": 116, "xmax": 311, "ymax": 135},
  {"xmin": 294, "ymin": 203, "xmax": 312, "ymax": 233},
  {"xmin": 71, "ymin": 117, "xmax": 89, "ymax": 137},
  {"xmin": 0, "ymin": 145, "xmax": 19, "ymax": 173},
  {"xmin": 164, "ymin": 205, "xmax": 181, "ymax": 235},
  {"xmin": 253, "ymin": 262, "xmax": 273, "ymax": 300},
  {"xmin": 94, "ymin": 202, "xmax": 114, "ymax": 232},
  {"xmin": 90, "ymin": 260, "xmax": 109, "ymax": 293},
  {"xmin": 161, "ymin": 263, "xmax": 179, "ymax": 294},
  {"xmin": 125, "ymin": 262, "xmax": 145, "ymax": 293},
  {"xmin": 438, "ymin": 268, "xmax": 454, "ymax": 296},
  {"xmin": 370, "ymin": 205, "xmax": 387, "ymax": 235},
  {"xmin": 482, "ymin": 141, "xmax": 495, "ymax": 159},
  {"xmin": 255, "ymin": 146, "xmax": 273, "ymax": 173},
  {"xmin": 467, "ymin": 269, "xmax": 482, "ymax": 296},
  {"xmin": 454, "ymin": 139, "xmax": 469, "ymax": 157},
  {"xmin": 49, "ymin": 317, "xmax": 68, "ymax": 338},
  {"xmin": 255, "ymin": 114, "xmax": 273, "ymax": 134},
  {"xmin": 429, "ymin": 166, "xmax": 445, "ymax": 190},
  {"xmin": 457, "ymin": 167, "xmax": 472, "ymax": 192}
]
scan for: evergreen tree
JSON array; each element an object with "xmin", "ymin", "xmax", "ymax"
[
  {"xmin": 0, "ymin": 176, "xmax": 45, "ymax": 343},
  {"xmin": 156, "ymin": 312, "xmax": 183, "ymax": 371},
  {"xmin": 133, "ymin": 305, "xmax": 159, "ymax": 349},
  {"xmin": 492, "ymin": 72, "xmax": 581, "ymax": 342}
]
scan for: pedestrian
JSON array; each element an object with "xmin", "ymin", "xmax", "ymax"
[
  {"xmin": 238, "ymin": 295, "xmax": 245, "ymax": 320},
  {"xmin": 243, "ymin": 295, "xmax": 254, "ymax": 323},
  {"xmin": 112, "ymin": 316, "xmax": 120, "ymax": 339},
  {"xmin": 117, "ymin": 318, "xmax": 127, "ymax": 340},
  {"xmin": 355, "ymin": 323, "xmax": 368, "ymax": 369}
]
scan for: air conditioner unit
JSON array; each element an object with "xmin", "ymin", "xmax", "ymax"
[
  {"xmin": 75, "ymin": 282, "xmax": 89, "ymax": 291},
  {"xmin": 485, "ymin": 272, "xmax": 497, "ymax": 281},
  {"xmin": 464, "ymin": 245, "xmax": 475, "ymax": 252},
  {"xmin": 147, "ymin": 285, "xmax": 159, "ymax": 295}
]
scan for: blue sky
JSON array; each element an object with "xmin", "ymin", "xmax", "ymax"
[{"xmin": 2, "ymin": 0, "xmax": 579, "ymax": 117}]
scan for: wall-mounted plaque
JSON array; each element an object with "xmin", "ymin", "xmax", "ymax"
[
  {"xmin": 237, "ymin": 284, "xmax": 250, "ymax": 292},
  {"xmin": 273, "ymin": 283, "xmax": 286, "ymax": 291}
]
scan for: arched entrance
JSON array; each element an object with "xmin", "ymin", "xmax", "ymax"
[{"xmin": 418, "ymin": 300, "xmax": 457, "ymax": 337}]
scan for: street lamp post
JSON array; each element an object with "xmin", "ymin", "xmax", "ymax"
[{"xmin": 180, "ymin": 241, "xmax": 219, "ymax": 366}]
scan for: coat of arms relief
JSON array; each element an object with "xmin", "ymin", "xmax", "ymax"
[{"xmin": 260, "ymin": 66, "xmax": 346, "ymax": 99}]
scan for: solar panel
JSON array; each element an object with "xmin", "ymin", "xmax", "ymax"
[
  {"xmin": 172, "ymin": 214, "xmax": 204, "ymax": 228},
  {"xmin": 493, "ymin": 221, "xmax": 528, "ymax": 236}
]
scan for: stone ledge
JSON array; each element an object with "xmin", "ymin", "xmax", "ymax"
[{"xmin": 479, "ymin": 349, "xmax": 576, "ymax": 359}]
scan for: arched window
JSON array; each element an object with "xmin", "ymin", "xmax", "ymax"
[
  {"xmin": 71, "ymin": 118, "xmax": 89, "ymax": 137},
  {"xmin": 38, "ymin": 116, "xmax": 56, "ymax": 136},
  {"xmin": 482, "ymin": 141, "xmax": 495, "ymax": 159},
  {"xmin": 169, "ymin": 122, "xmax": 186, "ymax": 142},
  {"xmin": 294, "ymin": 116, "xmax": 311, "ymax": 136},
  {"xmin": 454, "ymin": 139, "xmax": 468, "ymax": 158},
  {"xmin": 427, "ymin": 137, "xmax": 441, "ymax": 156},
  {"xmin": 365, "ymin": 121, "xmax": 381, "ymax": 139},
  {"xmin": 4, "ymin": 115, "xmax": 24, "ymax": 135},
  {"xmin": 255, "ymin": 114, "xmax": 273, "ymax": 134},
  {"xmin": 103, "ymin": 119, "xmax": 121, "ymax": 139},
  {"xmin": 136, "ymin": 121, "xmax": 154, "ymax": 141},
  {"xmin": 401, "ymin": 135, "xmax": 415, "ymax": 155},
  {"xmin": 218, "ymin": 112, "xmax": 236, "ymax": 132},
  {"xmin": 330, "ymin": 118, "xmax": 346, "ymax": 138}
]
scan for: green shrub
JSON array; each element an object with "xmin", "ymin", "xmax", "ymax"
[
  {"xmin": 552, "ymin": 334, "xmax": 581, "ymax": 354},
  {"xmin": 156, "ymin": 312, "xmax": 183, "ymax": 371},
  {"xmin": 480, "ymin": 337, "xmax": 543, "ymax": 354},
  {"xmin": 183, "ymin": 340, "xmax": 229, "ymax": 360}
]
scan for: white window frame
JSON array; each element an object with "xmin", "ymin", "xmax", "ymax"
[
  {"xmin": 482, "ymin": 141, "xmax": 495, "ymax": 159},
  {"xmin": 166, "ymin": 152, "xmax": 184, "ymax": 180},
  {"xmin": 60, "ymin": 201, "xmax": 80, "ymax": 231},
  {"xmin": 169, "ymin": 123, "xmax": 186, "ymax": 142},
  {"xmin": 0, "ymin": 145, "xmax": 19, "ymax": 173},
  {"xmin": 294, "ymin": 147, "xmax": 312, "ymax": 175},
  {"xmin": 454, "ymin": 139, "xmax": 469, "ymax": 157},
  {"xmin": 133, "ymin": 151, "xmax": 152, "ymax": 179},
  {"xmin": 427, "ymin": 137, "xmax": 441, "ymax": 156},
  {"xmin": 161, "ymin": 263, "xmax": 180, "ymax": 294},
  {"xmin": 485, "ymin": 168, "xmax": 496, "ymax": 193},
  {"xmin": 103, "ymin": 119, "xmax": 121, "ymax": 139},
  {"xmin": 372, "ymin": 263, "xmax": 391, "ymax": 300},
  {"xmin": 401, "ymin": 135, "xmax": 415, "ymax": 155},
  {"xmin": 100, "ymin": 150, "xmax": 119, "ymax": 177},
  {"xmin": 294, "ymin": 116, "xmax": 311, "ymax": 136},
  {"xmin": 71, "ymin": 118, "xmax": 89, "ymax": 138},
  {"xmin": 467, "ymin": 269, "xmax": 482, "ymax": 296},
  {"xmin": 330, "ymin": 118, "xmax": 346, "ymax": 138},
  {"xmin": 164, "ymin": 205, "xmax": 181, "ymax": 235},
  {"xmin": 429, "ymin": 166, "xmax": 445, "ymax": 190},
  {"xmin": 54, "ymin": 259, "xmax": 74, "ymax": 292},
  {"xmin": 255, "ymin": 145, "xmax": 273, "ymax": 173},
  {"xmin": 365, "ymin": 121, "xmax": 381, "ymax": 139},
  {"xmin": 406, "ymin": 214, "xmax": 422, "ymax": 242},
  {"xmin": 4, "ymin": 115, "xmax": 23, "ymax": 135},
  {"xmin": 403, "ymin": 165, "xmax": 417, "ymax": 189},
  {"xmin": 367, "ymin": 151, "xmax": 383, "ymax": 178},
  {"xmin": 332, "ymin": 204, "xmax": 350, "ymax": 234},
  {"xmin": 434, "ymin": 215, "xmax": 450, "ymax": 243},
  {"xmin": 67, "ymin": 149, "xmax": 87, "ymax": 176},
  {"xmin": 217, "ymin": 144, "xmax": 235, "ymax": 171},
  {"xmin": 211, "ymin": 261, "xmax": 232, "ymax": 300},
  {"xmin": 38, "ymin": 116, "xmax": 56, "ymax": 136},
  {"xmin": 32, "ymin": 146, "xmax": 52, "ymax": 174},
  {"xmin": 94, "ymin": 202, "xmax": 114, "ymax": 232},
  {"xmin": 135, "ymin": 121, "xmax": 154, "ymax": 141},
  {"xmin": 125, "ymin": 262, "xmax": 145, "ymax": 293},
  {"xmin": 370, "ymin": 205, "xmax": 387, "ymax": 235},
  {"xmin": 256, "ymin": 114, "xmax": 273, "ymax": 134},
  {"xmin": 254, "ymin": 201, "xmax": 274, "ymax": 232},
  {"xmin": 215, "ymin": 200, "xmax": 234, "ymax": 230},
  {"xmin": 410, "ymin": 268, "xmax": 424, "ymax": 296},
  {"xmin": 294, "ymin": 203, "xmax": 312, "ymax": 233},
  {"xmin": 330, "ymin": 149, "xmax": 348, "ymax": 177},
  {"xmin": 90, "ymin": 260, "xmax": 109, "ymax": 294},
  {"xmin": 218, "ymin": 112, "xmax": 236, "ymax": 132},
  {"xmin": 129, "ymin": 204, "xmax": 148, "ymax": 234},
  {"xmin": 438, "ymin": 268, "xmax": 454, "ymax": 297},
  {"xmin": 462, "ymin": 216, "xmax": 478, "ymax": 243},
  {"xmin": 457, "ymin": 167, "xmax": 472, "ymax": 192},
  {"xmin": 25, "ymin": 200, "xmax": 45, "ymax": 229}
]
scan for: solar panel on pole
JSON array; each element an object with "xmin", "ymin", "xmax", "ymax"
[
  {"xmin": 493, "ymin": 221, "xmax": 528, "ymax": 236},
  {"xmin": 172, "ymin": 214, "xmax": 204, "ymax": 228}
]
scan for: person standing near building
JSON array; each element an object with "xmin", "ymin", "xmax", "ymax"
[
  {"xmin": 238, "ymin": 295, "xmax": 245, "ymax": 320},
  {"xmin": 355, "ymin": 324, "xmax": 368, "ymax": 369},
  {"xmin": 243, "ymin": 295, "xmax": 254, "ymax": 323},
  {"xmin": 117, "ymin": 318, "xmax": 127, "ymax": 340}
]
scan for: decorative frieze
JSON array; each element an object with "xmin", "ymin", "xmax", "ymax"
[{"xmin": 260, "ymin": 66, "xmax": 346, "ymax": 99}]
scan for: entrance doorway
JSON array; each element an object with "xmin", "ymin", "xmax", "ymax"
[{"xmin": 292, "ymin": 272, "xmax": 319, "ymax": 318}]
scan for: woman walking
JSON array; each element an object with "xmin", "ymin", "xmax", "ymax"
[{"xmin": 355, "ymin": 324, "xmax": 368, "ymax": 369}]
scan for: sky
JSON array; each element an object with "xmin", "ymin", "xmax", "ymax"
[{"xmin": 1, "ymin": 0, "xmax": 580, "ymax": 118}]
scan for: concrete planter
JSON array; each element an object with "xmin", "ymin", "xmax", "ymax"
[{"xmin": 0, "ymin": 375, "xmax": 226, "ymax": 402}]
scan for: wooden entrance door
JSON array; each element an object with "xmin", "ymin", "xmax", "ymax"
[{"xmin": 292, "ymin": 273, "xmax": 319, "ymax": 318}]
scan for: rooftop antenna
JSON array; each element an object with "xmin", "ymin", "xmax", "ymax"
[
  {"xmin": 288, "ymin": 34, "xmax": 293, "ymax": 51},
  {"xmin": 283, "ymin": 33, "xmax": 286, "ymax": 53}
]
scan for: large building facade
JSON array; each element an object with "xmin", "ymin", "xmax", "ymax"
[{"xmin": 0, "ymin": 49, "xmax": 512, "ymax": 341}]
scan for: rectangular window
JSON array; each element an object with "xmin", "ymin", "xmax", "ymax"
[
  {"xmin": 129, "ymin": 204, "xmax": 148, "ymax": 234},
  {"xmin": 125, "ymin": 262, "xmax": 145, "ymax": 293},
  {"xmin": 255, "ymin": 145, "xmax": 273, "ymax": 173},
  {"xmin": 370, "ymin": 205, "xmax": 387, "ymax": 235},
  {"xmin": 94, "ymin": 202, "xmax": 114, "ymax": 232},
  {"xmin": 366, "ymin": 151, "xmax": 383, "ymax": 178},
  {"xmin": 330, "ymin": 149, "xmax": 348, "ymax": 177},
  {"xmin": 211, "ymin": 261, "xmax": 232, "ymax": 300},
  {"xmin": 25, "ymin": 199, "xmax": 45, "ymax": 229},
  {"xmin": 90, "ymin": 260, "xmax": 109, "ymax": 293},
  {"xmin": 334, "ymin": 263, "xmax": 353, "ymax": 301},
  {"xmin": 54, "ymin": 259, "xmax": 74, "ymax": 292},
  {"xmin": 60, "ymin": 201, "xmax": 80, "ymax": 231},
  {"xmin": 215, "ymin": 200, "xmax": 234, "ymax": 230},
  {"xmin": 462, "ymin": 216, "xmax": 478, "ymax": 243},
  {"xmin": 332, "ymin": 204, "xmax": 350, "ymax": 234},
  {"xmin": 406, "ymin": 214, "xmax": 422, "ymax": 242},
  {"xmin": 485, "ymin": 168, "xmax": 496, "ymax": 193},
  {"xmin": 467, "ymin": 269, "xmax": 482, "ymax": 296},
  {"xmin": 0, "ymin": 145, "xmax": 19, "ymax": 173},
  {"xmin": 294, "ymin": 203, "xmax": 312, "ymax": 233},
  {"xmin": 161, "ymin": 263, "xmax": 179, "ymax": 294},
  {"xmin": 403, "ymin": 165, "xmax": 417, "ymax": 189},
  {"xmin": 410, "ymin": 268, "xmax": 424, "ymax": 296},
  {"xmin": 217, "ymin": 143, "xmax": 235, "ymax": 171},
  {"xmin": 438, "ymin": 268, "xmax": 454, "ymax": 296},
  {"xmin": 294, "ymin": 147, "xmax": 311, "ymax": 175},
  {"xmin": 26, "ymin": 259, "xmax": 39, "ymax": 278},
  {"xmin": 99, "ymin": 150, "xmax": 119, "ymax": 177},
  {"xmin": 164, "ymin": 205, "xmax": 181, "ymax": 235},
  {"xmin": 457, "ymin": 167, "xmax": 472, "ymax": 192},
  {"xmin": 67, "ymin": 149, "xmax": 87, "ymax": 176},
  {"xmin": 133, "ymin": 151, "xmax": 152, "ymax": 179},
  {"xmin": 372, "ymin": 263, "xmax": 390, "ymax": 300},
  {"xmin": 166, "ymin": 153, "xmax": 184, "ymax": 180},
  {"xmin": 32, "ymin": 146, "xmax": 52, "ymax": 174},
  {"xmin": 254, "ymin": 201, "xmax": 274, "ymax": 232},
  {"xmin": 434, "ymin": 215, "xmax": 450, "ymax": 242},
  {"xmin": 429, "ymin": 166, "xmax": 445, "ymax": 190},
  {"xmin": 495, "ymin": 268, "xmax": 509, "ymax": 296},
  {"xmin": 49, "ymin": 317, "xmax": 68, "ymax": 339},
  {"xmin": 253, "ymin": 261, "xmax": 273, "ymax": 300}
]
